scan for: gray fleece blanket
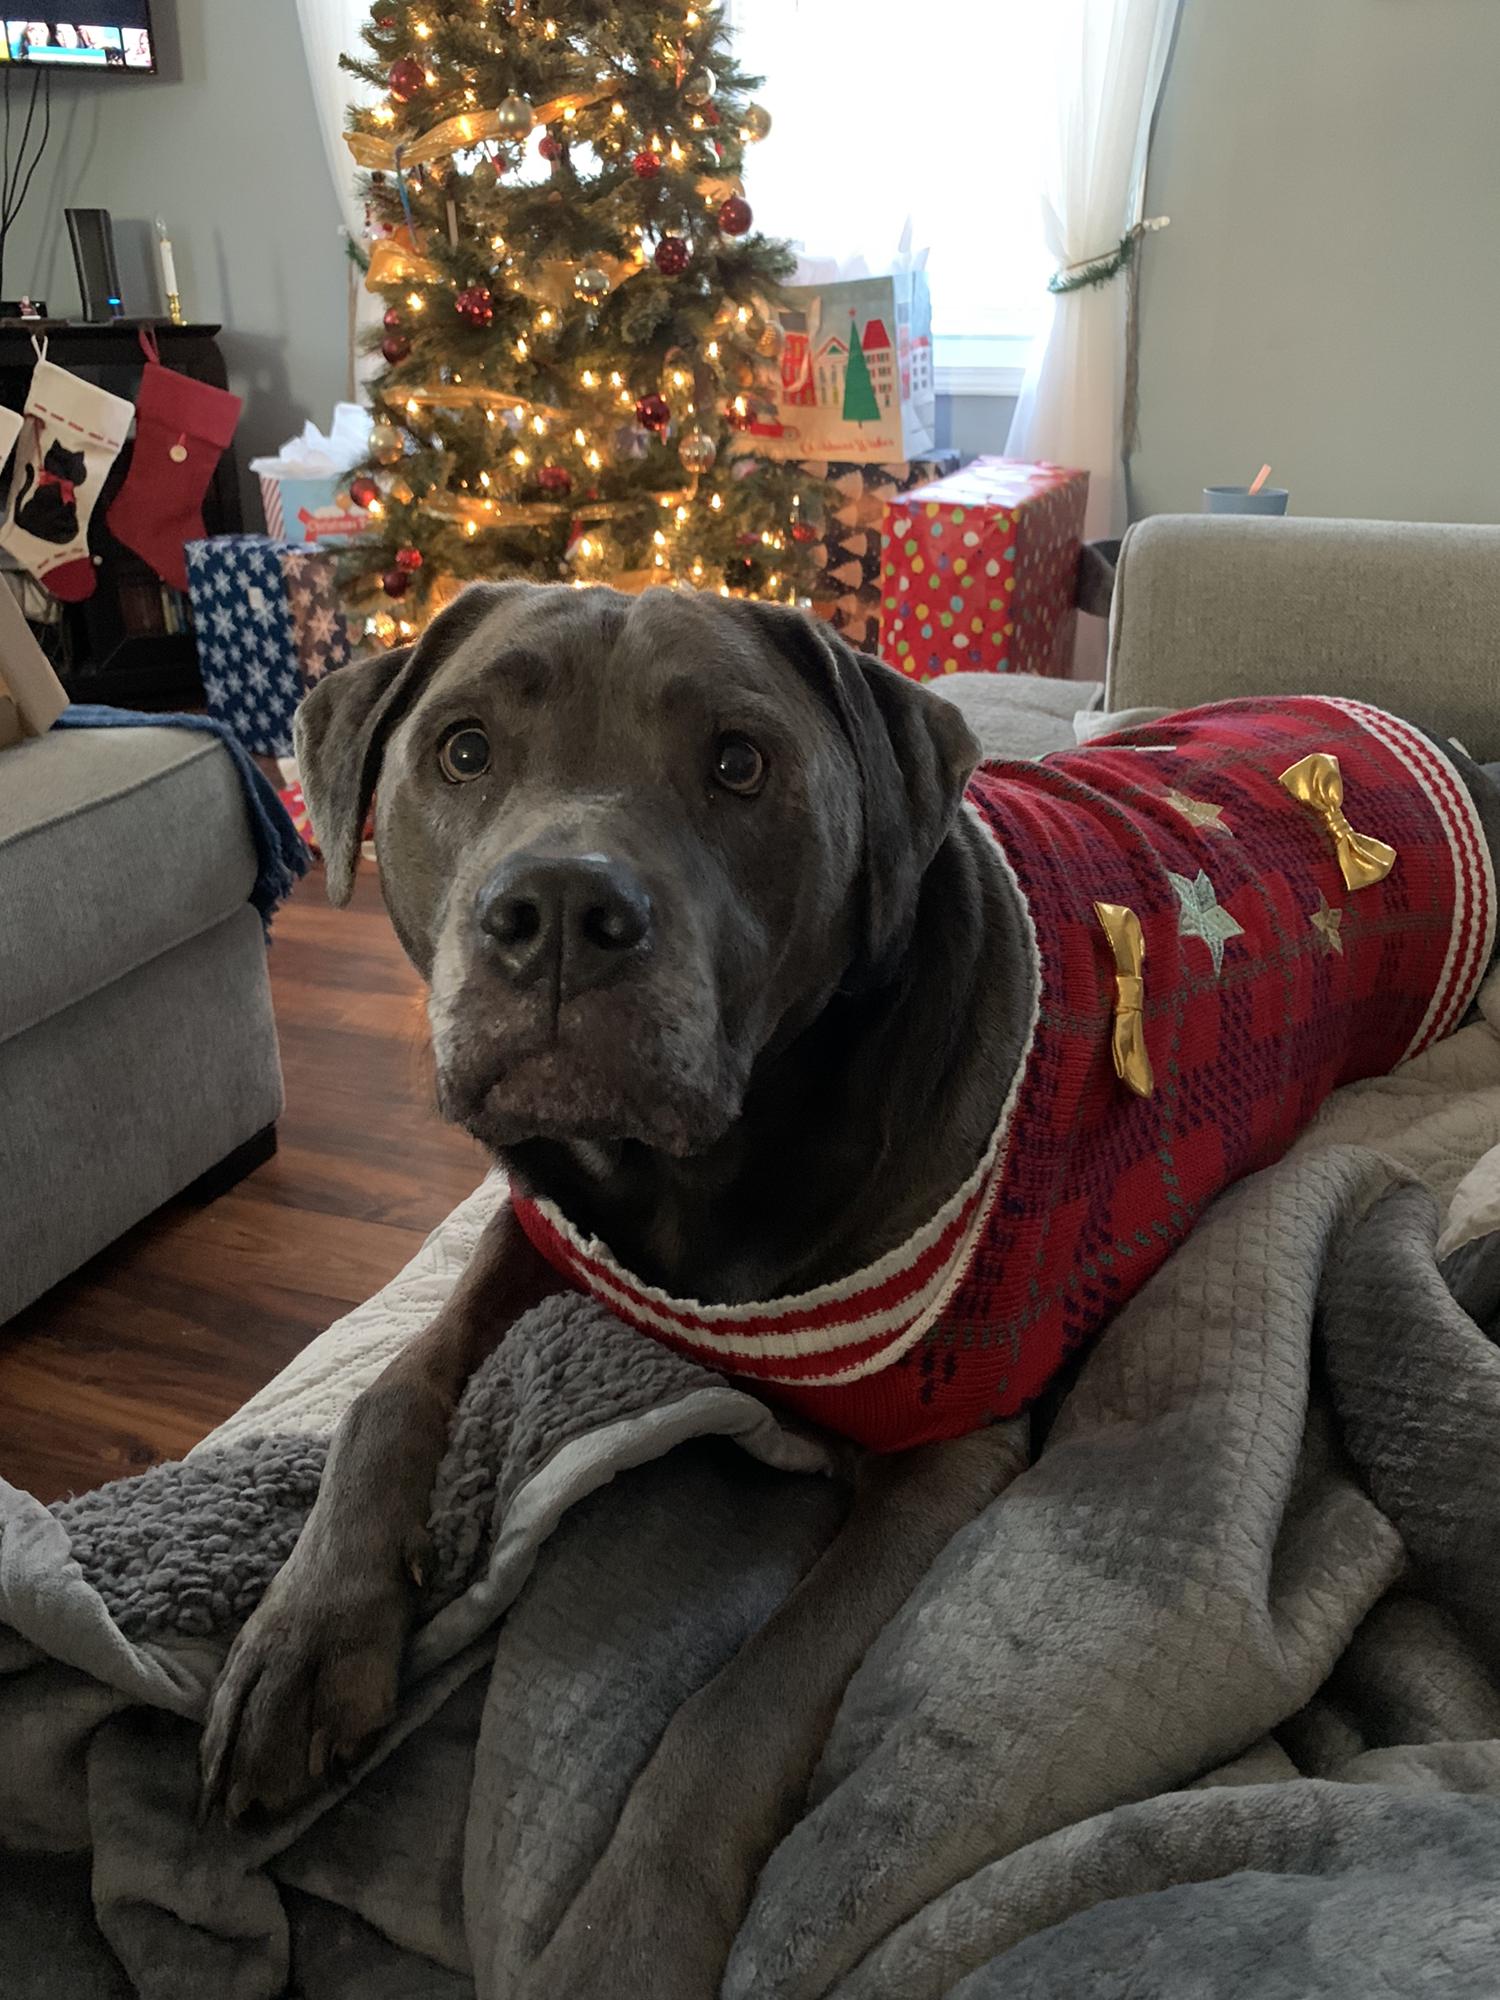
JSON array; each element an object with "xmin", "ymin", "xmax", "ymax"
[{"xmin": 5, "ymin": 1128, "xmax": 1500, "ymax": 1997}]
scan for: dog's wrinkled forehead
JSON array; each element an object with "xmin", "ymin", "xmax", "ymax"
[{"xmin": 410, "ymin": 583, "xmax": 837, "ymax": 741}]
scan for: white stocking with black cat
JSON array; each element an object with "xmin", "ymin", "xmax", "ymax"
[{"xmin": 0, "ymin": 342, "xmax": 133, "ymax": 602}]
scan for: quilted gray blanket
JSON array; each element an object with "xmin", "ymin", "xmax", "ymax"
[{"xmin": 4, "ymin": 1105, "xmax": 1500, "ymax": 1994}]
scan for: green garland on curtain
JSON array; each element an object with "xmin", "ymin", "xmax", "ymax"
[
  {"xmin": 1048, "ymin": 215, "xmax": 1170, "ymax": 296},
  {"xmin": 1048, "ymin": 232, "xmax": 1137, "ymax": 296}
]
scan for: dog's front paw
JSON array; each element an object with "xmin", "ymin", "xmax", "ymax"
[{"xmin": 199, "ymin": 1544, "xmax": 418, "ymax": 1823}]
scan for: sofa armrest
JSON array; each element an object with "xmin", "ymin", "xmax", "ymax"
[{"xmin": 1105, "ymin": 515, "xmax": 1500, "ymax": 761}]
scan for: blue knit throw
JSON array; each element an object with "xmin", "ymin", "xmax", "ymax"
[{"xmin": 54, "ymin": 705, "xmax": 311, "ymax": 928}]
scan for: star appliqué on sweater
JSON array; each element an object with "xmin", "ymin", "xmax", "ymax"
[{"xmin": 1168, "ymin": 869, "xmax": 1244, "ymax": 975}]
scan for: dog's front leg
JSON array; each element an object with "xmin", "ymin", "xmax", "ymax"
[
  {"xmin": 200, "ymin": 1199, "xmax": 560, "ymax": 1821},
  {"xmin": 520, "ymin": 1424, "xmax": 1027, "ymax": 2000}
]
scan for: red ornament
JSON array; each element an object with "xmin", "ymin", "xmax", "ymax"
[
  {"xmin": 381, "ymin": 333, "xmax": 412, "ymax": 364},
  {"xmin": 388, "ymin": 55, "xmax": 427, "ymax": 102},
  {"xmin": 717, "ymin": 195, "xmax": 752, "ymax": 237},
  {"xmin": 395, "ymin": 545, "xmax": 424, "ymax": 572},
  {"xmin": 791, "ymin": 521, "xmax": 818, "ymax": 544},
  {"xmin": 382, "ymin": 567, "xmax": 412, "ymax": 598},
  {"xmin": 538, "ymin": 133, "xmax": 565, "ymax": 162},
  {"xmin": 350, "ymin": 475, "xmax": 380, "ymax": 510},
  {"xmin": 631, "ymin": 149, "xmax": 661, "ymax": 179},
  {"xmin": 654, "ymin": 235, "xmax": 690, "ymax": 276},
  {"xmin": 724, "ymin": 400, "xmax": 754, "ymax": 432},
  {"xmin": 635, "ymin": 393, "xmax": 671, "ymax": 433},
  {"xmin": 538, "ymin": 465, "xmax": 573, "ymax": 496},
  {"xmin": 455, "ymin": 285, "xmax": 496, "ymax": 328},
  {"xmin": 383, "ymin": 305, "xmax": 403, "ymax": 329}
]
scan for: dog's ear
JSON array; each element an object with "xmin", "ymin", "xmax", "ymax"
[
  {"xmin": 736, "ymin": 602, "xmax": 981, "ymax": 986},
  {"xmin": 294, "ymin": 581, "xmax": 536, "ymax": 905}
]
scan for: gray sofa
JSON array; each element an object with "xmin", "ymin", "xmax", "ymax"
[
  {"xmin": 0, "ymin": 726, "xmax": 284, "ymax": 1323},
  {"xmin": 1105, "ymin": 515, "xmax": 1500, "ymax": 761}
]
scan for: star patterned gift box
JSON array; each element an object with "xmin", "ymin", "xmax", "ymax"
[
  {"xmin": 798, "ymin": 454, "xmax": 958, "ymax": 654},
  {"xmin": 185, "ymin": 537, "xmax": 354, "ymax": 757},
  {"xmin": 878, "ymin": 458, "xmax": 1090, "ymax": 682}
]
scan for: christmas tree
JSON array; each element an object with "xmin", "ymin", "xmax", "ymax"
[{"xmin": 339, "ymin": 0, "xmax": 825, "ymax": 636}]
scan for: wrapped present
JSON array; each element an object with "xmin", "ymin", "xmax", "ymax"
[
  {"xmin": 186, "ymin": 537, "xmax": 354, "ymax": 756},
  {"xmin": 249, "ymin": 405, "xmax": 374, "ymax": 546},
  {"xmin": 801, "ymin": 454, "xmax": 958, "ymax": 652},
  {"xmin": 258, "ymin": 474, "xmax": 368, "ymax": 547},
  {"xmin": 745, "ymin": 252, "xmax": 936, "ymax": 465},
  {"xmin": 879, "ymin": 458, "xmax": 1089, "ymax": 681}
]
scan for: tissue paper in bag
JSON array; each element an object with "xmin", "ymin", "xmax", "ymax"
[
  {"xmin": 249, "ymin": 405, "xmax": 373, "ymax": 546},
  {"xmin": 746, "ymin": 229, "xmax": 936, "ymax": 464}
]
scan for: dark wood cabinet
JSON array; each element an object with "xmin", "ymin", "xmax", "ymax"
[{"xmin": 0, "ymin": 318, "xmax": 241, "ymax": 708}]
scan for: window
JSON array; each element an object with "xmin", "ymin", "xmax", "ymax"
[{"xmin": 729, "ymin": 0, "xmax": 1052, "ymax": 393}]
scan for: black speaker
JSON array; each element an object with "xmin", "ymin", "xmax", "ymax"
[{"xmin": 65, "ymin": 208, "xmax": 125, "ymax": 322}]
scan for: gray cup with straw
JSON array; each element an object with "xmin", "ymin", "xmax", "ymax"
[{"xmin": 1204, "ymin": 464, "xmax": 1289, "ymax": 515}]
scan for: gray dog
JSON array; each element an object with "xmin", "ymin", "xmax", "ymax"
[{"xmin": 202, "ymin": 581, "xmax": 1500, "ymax": 1987}]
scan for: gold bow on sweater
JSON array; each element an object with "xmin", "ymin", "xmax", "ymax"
[
  {"xmin": 1094, "ymin": 902, "xmax": 1154, "ymax": 1098},
  {"xmin": 1278, "ymin": 752, "xmax": 1396, "ymax": 891}
]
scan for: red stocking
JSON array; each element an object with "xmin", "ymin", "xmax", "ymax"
[{"xmin": 107, "ymin": 332, "xmax": 243, "ymax": 592}]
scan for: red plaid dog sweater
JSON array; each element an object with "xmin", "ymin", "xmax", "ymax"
[{"xmin": 513, "ymin": 698, "xmax": 1496, "ymax": 1451}]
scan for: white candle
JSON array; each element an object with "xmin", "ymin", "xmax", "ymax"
[{"xmin": 154, "ymin": 215, "xmax": 179, "ymax": 302}]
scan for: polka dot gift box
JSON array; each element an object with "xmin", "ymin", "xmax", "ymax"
[{"xmin": 878, "ymin": 457, "xmax": 1089, "ymax": 681}]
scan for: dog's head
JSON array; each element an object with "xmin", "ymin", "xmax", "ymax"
[{"xmin": 295, "ymin": 582, "xmax": 979, "ymax": 1158}]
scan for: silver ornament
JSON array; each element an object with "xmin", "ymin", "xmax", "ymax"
[
  {"xmin": 682, "ymin": 67, "xmax": 717, "ymax": 107},
  {"xmin": 369, "ymin": 421, "xmax": 403, "ymax": 466},
  {"xmin": 496, "ymin": 93, "xmax": 535, "ymax": 138},
  {"xmin": 573, "ymin": 265, "xmax": 610, "ymax": 304},
  {"xmin": 678, "ymin": 429, "xmax": 718, "ymax": 474},
  {"xmin": 742, "ymin": 102, "xmax": 772, "ymax": 141}
]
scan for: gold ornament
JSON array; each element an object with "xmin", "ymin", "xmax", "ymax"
[
  {"xmin": 1279, "ymin": 752, "xmax": 1396, "ymax": 891},
  {"xmin": 678, "ymin": 429, "xmax": 717, "ymax": 474},
  {"xmin": 742, "ymin": 102, "xmax": 772, "ymax": 141},
  {"xmin": 496, "ymin": 93, "xmax": 536, "ymax": 138},
  {"xmin": 1093, "ymin": 902, "xmax": 1153, "ymax": 1099},
  {"xmin": 369, "ymin": 422, "xmax": 403, "ymax": 465},
  {"xmin": 682, "ymin": 67, "xmax": 717, "ymax": 106}
]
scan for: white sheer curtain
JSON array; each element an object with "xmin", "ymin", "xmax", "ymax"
[
  {"xmin": 1005, "ymin": 0, "xmax": 1181, "ymax": 539},
  {"xmin": 294, "ymin": 0, "xmax": 379, "ymax": 390}
]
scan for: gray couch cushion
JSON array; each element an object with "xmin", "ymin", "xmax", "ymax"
[
  {"xmin": 1106, "ymin": 516, "xmax": 1500, "ymax": 761},
  {"xmin": 0, "ymin": 727, "xmax": 257, "ymax": 1044}
]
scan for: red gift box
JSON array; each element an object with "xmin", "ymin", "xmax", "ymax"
[{"xmin": 878, "ymin": 458, "xmax": 1089, "ymax": 681}]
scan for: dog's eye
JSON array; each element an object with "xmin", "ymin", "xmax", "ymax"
[
  {"xmin": 438, "ymin": 724, "xmax": 491, "ymax": 784},
  {"xmin": 713, "ymin": 734, "xmax": 767, "ymax": 796}
]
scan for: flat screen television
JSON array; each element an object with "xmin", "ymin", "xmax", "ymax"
[{"xmin": 3, "ymin": 4, "xmax": 156, "ymax": 72}]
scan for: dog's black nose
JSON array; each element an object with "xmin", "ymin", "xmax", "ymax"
[{"xmin": 476, "ymin": 853, "xmax": 652, "ymax": 997}]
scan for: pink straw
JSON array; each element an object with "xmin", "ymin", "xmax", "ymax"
[{"xmin": 1248, "ymin": 464, "xmax": 1273, "ymax": 497}]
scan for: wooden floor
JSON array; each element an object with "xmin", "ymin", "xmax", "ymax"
[{"xmin": 0, "ymin": 867, "xmax": 487, "ymax": 1504}]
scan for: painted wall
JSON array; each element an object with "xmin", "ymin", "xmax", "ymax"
[
  {"xmin": 1131, "ymin": 0, "xmax": 1500, "ymax": 524},
  {"xmin": 7, "ymin": 0, "xmax": 349, "ymax": 516}
]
